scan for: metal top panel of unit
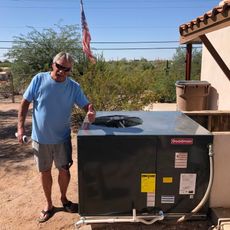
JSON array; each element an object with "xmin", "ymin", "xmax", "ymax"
[{"xmin": 78, "ymin": 111, "xmax": 212, "ymax": 136}]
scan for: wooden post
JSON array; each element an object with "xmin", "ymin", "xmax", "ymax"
[
  {"xmin": 9, "ymin": 73, "xmax": 15, "ymax": 103},
  {"xmin": 185, "ymin": 43, "xmax": 192, "ymax": 80}
]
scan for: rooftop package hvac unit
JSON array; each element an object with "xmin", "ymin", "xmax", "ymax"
[{"xmin": 76, "ymin": 111, "xmax": 213, "ymax": 227}]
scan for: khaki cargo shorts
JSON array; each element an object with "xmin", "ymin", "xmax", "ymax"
[{"xmin": 32, "ymin": 138, "xmax": 73, "ymax": 172}]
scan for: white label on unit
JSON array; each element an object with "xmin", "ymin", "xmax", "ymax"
[
  {"xmin": 147, "ymin": 192, "xmax": 155, "ymax": 207},
  {"xmin": 161, "ymin": 195, "xmax": 175, "ymax": 204},
  {"xmin": 179, "ymin": 173, "xmax": 196, "ymax": 195},
  {"xmin": 175, "ymin": 152, "xmax": 188, "ymax": 168}
]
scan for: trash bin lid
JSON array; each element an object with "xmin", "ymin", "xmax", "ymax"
[{"xmin": 175, "ymin": 80, "xmax": 210, "ymax": 86}]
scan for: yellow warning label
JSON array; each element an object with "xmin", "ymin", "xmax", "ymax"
[
  {"xmin": 163, "ymin": 177, "xmax": 173, "ymax": 183},
  {"xmin": 141, "ymin": 173, "xmax": 156, "ymax": 193}
]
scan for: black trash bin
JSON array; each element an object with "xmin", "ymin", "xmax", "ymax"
[{"xmin": 175, "ymin": 80, "xmax": 210, "ymax": 111}]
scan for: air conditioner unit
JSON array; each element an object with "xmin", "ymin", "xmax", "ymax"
[{"xmin": 76, "ymin": 111, "xmax": 213, "ymax": 226}]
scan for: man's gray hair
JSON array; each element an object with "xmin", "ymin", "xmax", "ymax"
[{"xmin": 53, "ymin": 52, "xmax": 75, "ymax": 65}]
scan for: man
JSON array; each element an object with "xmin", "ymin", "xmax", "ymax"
[{"xmin": 17, "ymin": 52, "xmax": 96, "ymax": 222}]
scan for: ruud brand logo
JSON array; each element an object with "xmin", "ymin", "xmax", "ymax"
[{"xmin": 171, "ymin": 138, "xmax": 193, "ymax": 145}]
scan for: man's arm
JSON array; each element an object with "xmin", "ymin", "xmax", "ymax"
[{"xmin": 17, "ymin": 98, "xmax": 30, "ymax": 143}]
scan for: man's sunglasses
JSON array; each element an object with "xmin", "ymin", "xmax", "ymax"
[{"xmin": 55, "ymin": 62, "xmax": 71, "ymax": 72}]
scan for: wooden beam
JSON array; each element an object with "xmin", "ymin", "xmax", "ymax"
[
  {"xmin": 200, "ymin": 34, "xmax": 230, "ymax": 80},
  {"xmin": 184, "ymin": 111, "xmax": 230, "ymax": 132}
]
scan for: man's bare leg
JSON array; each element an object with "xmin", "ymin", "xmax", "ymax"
[
  {"xmin": 41, "ymin": 169, "xmax": 53, "ymax": 210},
  {"xmin": 58, "ymin": 167, "xmax": 71, "ymax": 204},
  {"xmin": 37, "ymin": 169, "xmax": 53, "ymax": 222}
]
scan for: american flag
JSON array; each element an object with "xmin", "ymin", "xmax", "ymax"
[{"xmin": 80, "ymin": 0, "xmax": 96, "ymax": 64}]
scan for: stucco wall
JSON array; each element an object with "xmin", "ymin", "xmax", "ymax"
[
  {"xmin": 209, "ymin": 132, "xmax": 230, "ymax": 208},
  {"xmin": 201, "ymin": 26, "xmax": 230, "ymax": 110}
]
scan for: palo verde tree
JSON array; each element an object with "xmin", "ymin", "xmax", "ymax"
[
  {"xmin": 171, "ymin": 47, "xmax": 202, "ymax": 80},
  {"xmin": 6, "ymin": 24, "xmax": 83, "ymax": 92}
]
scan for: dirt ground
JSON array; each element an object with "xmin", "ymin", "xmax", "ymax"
[
  {"xmin": 0, "ymin": 96, "xmax": 81, "ymax": 230},
  {"xmin": 0, "ymin": 96, "xmax": 213, "ymax": 230}
]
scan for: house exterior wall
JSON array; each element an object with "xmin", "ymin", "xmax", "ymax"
[
  {"xmin": 209, "ymin": 132, "xmax": 230, "ymax": 208},
  {"xmin": 201, "ymin": 26, "xmax": 230, "ymax": 110}
]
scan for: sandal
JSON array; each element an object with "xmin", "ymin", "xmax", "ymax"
[
  {"xmin": 62, "ymin": 201, "xmax": 75, "ymax": 213},
  {"xmin": 38, "ymin": 208, "xmax": 53, "ymax": 223}
]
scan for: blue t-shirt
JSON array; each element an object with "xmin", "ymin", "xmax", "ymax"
[{"xmin": 23, "ymin": 72, "xmax": 89, "ymax": 144}]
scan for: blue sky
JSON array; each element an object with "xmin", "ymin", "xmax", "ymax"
[{"xmin": 0, "ymin": 0, "xmax": 219, "ymax": 61}]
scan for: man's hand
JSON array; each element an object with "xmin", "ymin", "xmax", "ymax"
[
  {"xmin": 17, "ymin": 127, "xmax": 25, "ymax": 144},
  {"xmin": 86, "ymin": 104, "xmax": 96, "ymax": 123}
]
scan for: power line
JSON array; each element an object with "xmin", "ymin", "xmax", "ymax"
[
  {"xmin": 6, "ymin": 0, "xmax": 217, "ymax": 1},
  {"xmin": 0, "ymin": 39, "xmax": 202, "ymax": 51},
  {"xmin": 93, "ymin": 47, "xmax": 183, "ymax": 50},
  {"xmin": 0, "ymin": 46, "xmax": 202, "ymax": 51},
  {"xmin": 0, "ymin": 5, "xmax": 216, "ymax": 9},
  {"xmin": 0, "ymin": 40, "xmax": 202, "ymax": 44},
  {"xmin": 0, "ymin": 40, "xmax": 202, "ymax": 51},
  {"xmin": 0, "ymin": 40, "xmax": 180, "ymax": 44},
  {"xmin": 92, "ymin": 47, "xmax": 202, "ymax": 51},
  {"xmin": 0, "ymin": 26, "xmax": 180, "ymax": 30},
  {"xmin": 92, "ymin": 41, "xmax": 180, "ymax": 44}
]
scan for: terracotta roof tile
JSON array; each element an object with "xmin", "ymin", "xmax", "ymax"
[{"xmin": 179, "ymin": 1, "xmax": 230, "ymax": 37}]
